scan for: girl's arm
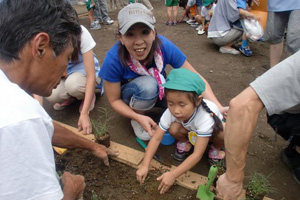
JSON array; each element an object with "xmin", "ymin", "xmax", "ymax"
[
  {"xmin": 136, "ymin": 127, "xmax": 165, "ymax": 184},
  {"xmin": 78, "ymin": 49, "xmax": 96, "ymax": 134},
  {"xmin": 157, "ymin": 136, "xmax": 210, "ymax": 194},
  {"xmin": 104, "ymin": 81, "xmax": 157, "ymax": 135},
  {"xmin": 181, "ymin": 60, "xmax": 228, "ymax": 115}
]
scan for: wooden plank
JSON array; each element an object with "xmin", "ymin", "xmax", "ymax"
[
  {"xmin": 170, "ymin": 165, "xmax": 207, "ymax": 190},
  {"xmin": 109, "ymin": 141, "xmax": 144, "ymax": 168}
]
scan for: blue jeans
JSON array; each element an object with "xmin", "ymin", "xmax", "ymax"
[{"xmin": 121, "ymin": 76, "xmax": 159, "ymax": 111}]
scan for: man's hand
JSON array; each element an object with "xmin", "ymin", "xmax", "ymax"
[
  {"xmin": 216, "ymin": 173, "xmax": 243, "ymax": 200},
  {"xmin": 92, "ymin": 144, "xmax": 119, "ymax": 166},
  {"xmin": 61, "ymin": 172, "xmax": 85, "ymax": 200}
]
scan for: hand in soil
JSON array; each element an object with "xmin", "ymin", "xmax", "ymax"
[
  {"xmin": 157, "ymin": 172, "xmax": 176, "ymax": 194},
  {"xmin": 136, "ymin": 165, "xmax": 149, "ymax": 184},
  {"xmin": 61, "ymin": 172, "xmax": 86, "ymax": 200},
  {"xmin": 92, "ymin": 144, "xmax": 119, "ymax": 166},
  {"xmin": 216, "ymin": 173, "xmax": 243, "ymax": 200}
]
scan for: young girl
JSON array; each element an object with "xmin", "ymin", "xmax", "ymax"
[{"xmin": 136, "ymin": 68, "xmax": 225, "ymax": 194}]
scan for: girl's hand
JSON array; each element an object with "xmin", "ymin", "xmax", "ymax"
[
  {"xmin": 219, "ymin": 106, "xmax": 228, "ymax": 119},
  {"xmin": 136, "ymin": 165, "xmax": 149, "ymax": 184},
  {"xmin": 78, "ymin": 114, "xmax": 92, "ymax": 135},
  {"xmin": 253, "ymin": 15, "xmax": 261, "ymax": 21},
  {"xmin": 157, "ymin": 172, "xmax": 176, "ymax": 194},
  {"xmin": 137, "ymin": 115, "xmax": 157, "ymax": 137}
]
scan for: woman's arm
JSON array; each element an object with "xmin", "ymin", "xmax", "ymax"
[
  {"xmin": 157, "ymin": 136, "xmax": 210, "ymax": 194},
  {"xmin": 181, "ymin": 60, "xmax": 227, "ymax": 114},
  {"xmin": 78, "ymin": 49, "xmax": 96, "ymax": 134},
  {"xmin": 104, "ymin": 81, "xmax": 157, "ymax": 135}
]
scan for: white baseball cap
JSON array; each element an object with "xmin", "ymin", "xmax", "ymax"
[{"xmin": 118, "ymin": 3, "xmax": 155, "ymax": 35}]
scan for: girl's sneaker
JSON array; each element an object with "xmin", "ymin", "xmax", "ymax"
[
  {"xmin": 173, "ymin": 141, "xmax": 193, "ymax": 162},
  {"xmin": 172, "ymin": 20, "xmax": 177, "ymax": 26},
  {"xmin": 239, "ymin": 46, "xmax": 253, "ymax": 57},
  {"xmin": 208, "ymin": 144, "xmax": 225, "ymax": 165},
  {"xmin": 90, "ymin": 21, "xmax": 101, "ymax": 30},
  {"xmin": 166, "ymin": 21, "xmax": 172, "ymax": 26}
]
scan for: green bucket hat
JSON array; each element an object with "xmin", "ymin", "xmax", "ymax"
[
  {"xmin": 203, "ymin": 0, "xmax": 213, "ymax": 7},
  {"xmin": 162, "ymin": 68, "xmax": 205, "ymax": 95}
]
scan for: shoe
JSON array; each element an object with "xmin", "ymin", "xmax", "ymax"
[
  {"xmin": 173, "ymin": 141, "xmax": 193, "ymax": 162},
  {"xmin": 90, "ymin": 21, "xmax": 101, "ymax": 30},
  {"xmin": 103, "ymin": 18, "xmax": 114, "ymax": 25},
  {"xmin": 280, "ymin": 145, "xmax": 300, "ymax": 184},
  {"xmin": 186, "ymin": 19, "xmax": 196, "ymax": 25},
  {"xmin": 131, "ymin": 120, "xmax": 151, "ymax": 141},
  {"xmin": 219, "ymin": 47, "xmax": 240, "ymax": 55},
  {"xmin": 79, "ymin": 94, "xmax": 96, "ymax": 113},
  {"xmin": 208, "ymin": 145, "xmax": 225, "ymax": 165},
  {"xmin": 53, "ymin": 97, "xmax": 75, "ymax": 111},
  {"xmin": 195, "ymin": 24, "xmax": 202, "ymax": 31},
  {"xmin": 197, "ymin": 29, "xmax": 205, "ymax": 35},
  {"xmin": 166, "ymin": 21, "xmax": 172, "ymax": 26},
  {"xmin": 190, "ymin": 23, "xmax": 199, "ymax": 27},
  {"xmin": 239, "ymin": 46, "xmax": 253, "ymax": 57},
  {"xmin": 172, "ymin": 21, "xmax": 177, "ymax": 26}
]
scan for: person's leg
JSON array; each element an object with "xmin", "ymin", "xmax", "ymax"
[
  {"xmin": 97, "ymin": 0, "xmax": 114, "ymax": 24},
  {"xmin": 46, "ymin": 79, "xmax": 70, "ymax": 103},
  {"xmin": 172, "ymin": 5, "xmax": 178, "ymax": 24},
  {"xmin": 267, "ymin": 113, "xmax": 300, "ymax": 184},
  {"xmin": 169, "ymin": 122, "xmax": 188, "ymax": 141},
  {"xmin": 121, "ymin": 76, "xmax": 158, "ymax": 111},
  {"xmin": 122, "ymin": 76, "xmax": 159, "ymax": 140},
  {"xmin": 264, "ymin": 12, "xmax": 289, "ymax": 67},
  {"xmin": 239, "ymin": 33, "xmax": 253, "ymax": 57},
  {"xmin": 64, "ymin": 72, "xmax": 87, "ymax": 100},
  {"xmin": 270, "ymin": 42, "xmax": 284, "ymax": 67},
  {"xmin": 213, "ymin": 29, "xmax": 243, "ymax": 54},
  {"xmin": 166, "ymin": 6, "xmax": 173, "ymax": 25},
  {"xmin": 285, "ymin": 10, "xmax": 300, "ymax": 54}
]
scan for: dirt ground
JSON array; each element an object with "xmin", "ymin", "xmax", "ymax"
[{"xmin": 49, "ymin": 1, "xmax": 299, "ymax": 199}]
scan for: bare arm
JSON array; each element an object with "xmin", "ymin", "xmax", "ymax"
[
  {"xmin": 52, "ymin": 121, "xmax": 118, "ymax": 166},
  {"xmin": 217, "ymin": 87, "xmax": 264, "ymax": 200},
  {"xmin": 136, "ymin": 127, "xmax": 165, "ymax": 184},
  {"xmin": 104, "ymin": 81, "xmax": 157, "ymax": 135},
  {"xmin": 78, "ymin": 49, "xmax": 96, "ymax": 134},
  {"xmin": 157, "ymin": 136, "xmax": 210, "ymax": 194}
]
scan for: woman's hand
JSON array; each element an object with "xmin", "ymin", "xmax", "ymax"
[
  {"xmin": 78, "ymin": 113, "xmax": 92, "ymax": 135},
  {"xmin": 136, "ymin": 165, "xmax": 149, "ymax": 184},
  {"xmin": 136, "ymin": 115, "xmax": 157, "ymax": 136},
  {"xmin": 157, "ymin": 172, "xmax": 176, "ymax": 194}
]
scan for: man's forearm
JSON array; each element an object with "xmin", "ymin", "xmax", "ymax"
[
  {"xmin": 225, "ymin": 87, "xmax": 264, "ymax": 182},
  {"xmin": 52, "ymin": 121, "xmax": 96, "ymax": 151}
]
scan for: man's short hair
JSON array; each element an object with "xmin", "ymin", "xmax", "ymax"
[{"xmin": 0, "ymin": 0, "xmax": 82, "ymax": 62}]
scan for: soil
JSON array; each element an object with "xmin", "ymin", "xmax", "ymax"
[{"xmin": 48, "ymin": 1, "xmax": 299, "ymax": 199}]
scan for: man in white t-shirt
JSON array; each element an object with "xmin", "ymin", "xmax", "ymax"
[{"xmin": 0, "ymin": 0, "xmax": 117, "ymax": 199}]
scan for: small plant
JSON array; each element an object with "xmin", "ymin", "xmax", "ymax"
[
  {"xmin": 246, "ymin": 173, "xmax": 275, "ymax": 200},
  {"xmin": 91, "ymin": 106, "xmax": 114, "ymax": 138},
  {"xmin": 91, "ymin": 106, "xmax": 114, "ymax": 147},
  {"xmin": 91, "ymin": 190, "xmax": 101, "ymax": 200}
]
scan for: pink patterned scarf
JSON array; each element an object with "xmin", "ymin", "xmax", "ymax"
[{"xmin": 127, "ymin": 47, "xmax": 165, "ymax": 100}]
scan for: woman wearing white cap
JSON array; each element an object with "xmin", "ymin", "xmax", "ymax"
[{"xmin": 99, "ymin": 3, "xmax": 226, "ymax": 141}]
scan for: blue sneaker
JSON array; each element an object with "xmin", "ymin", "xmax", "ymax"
[{"xmin": 239, "ymin": 46, "xmax": 253, "ymax": 57}]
